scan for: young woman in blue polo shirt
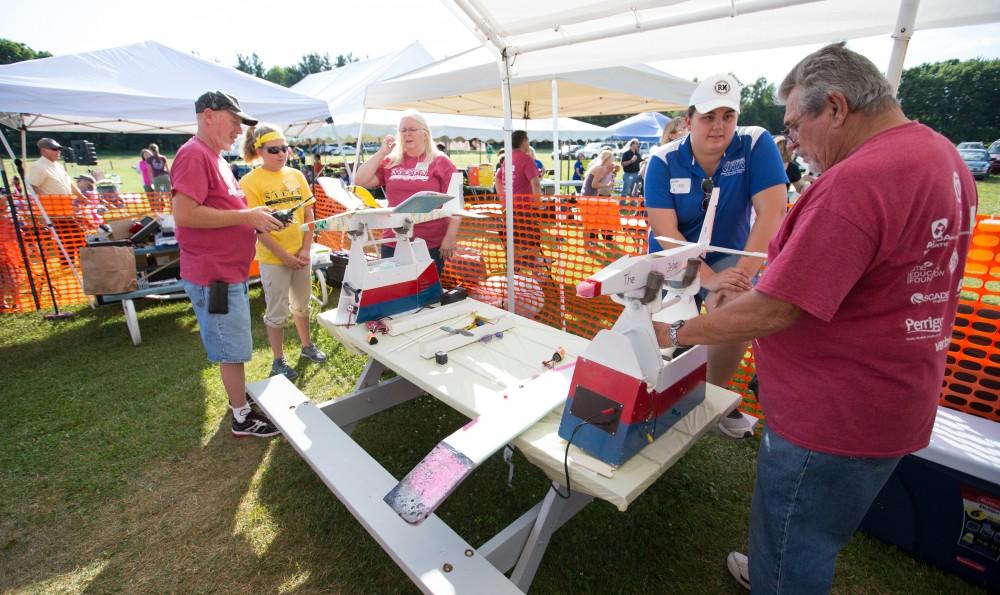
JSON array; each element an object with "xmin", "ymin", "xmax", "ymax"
[{"xmin": 644, "ymin": 74, "xmax": 788, "ymax": 438}]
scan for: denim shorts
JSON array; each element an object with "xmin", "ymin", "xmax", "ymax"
[{"xmin": 182, "ymin": 279, "xmax": 253, "ymax": 363}]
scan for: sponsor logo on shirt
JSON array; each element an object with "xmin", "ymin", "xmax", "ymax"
[
  {"xmin": 905, "ymin": 315, "xmax": 944, "ymax": 339},
  {"xmin": 907, "ymin": 261, "xmax": 944, "ymax": 285},
  {"xmin": 925, "ymin": 217, "xmax": 959, "ymax": 253},
  {"xmin": 719, "ymin": 157, "xmax": 746, "ymax": 177},
  {"xmin": 935, "ymin": 336, "xmax": 952, "ymax": 352},
  {"xmin": 910, "ymin": 291, "xmax": 950, "ymax": 305},
  {"xmin": 389, "ymin": 166, "xmax": 431, "ymax": 182},
  {"xmin": 953, "ymin": 171, "xmax": 961, "ymax": 204},
  {"xmin": 949, "ymin": 249, "xmax": 959, "ymax": 273}
]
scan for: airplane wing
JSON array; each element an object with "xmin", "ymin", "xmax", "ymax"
[
  {"xmin": 304, "ymin": 212, "xmax": 354, "ymax": 233},
  {"xmin": 384, "ymin": 363, "xmax": 576, "ymax": 525},
  {"xmin": 317, "ymin": 177, "xmax": 366, "ymax": 211},
  {"xmin": 653, "ymin": 236, "xmax": 766, "ymax": 259},
  {"xmin": 393, "ymin": 191, "xmax": 454, "ymax": 214}
]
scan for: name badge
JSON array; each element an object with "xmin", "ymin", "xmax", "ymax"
[{"xmin": 670, "ymin": 178, "xmax": 691, "ymax": 194}]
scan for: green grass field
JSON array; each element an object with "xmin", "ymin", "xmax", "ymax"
[{"xmin": 0, "ymin": 286, "xmax": 989, "ymax": 594}]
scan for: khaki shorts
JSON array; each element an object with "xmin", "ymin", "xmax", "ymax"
[{"xmin": 260, "ymin": 262, "xmax": 312, "ymax": 328}]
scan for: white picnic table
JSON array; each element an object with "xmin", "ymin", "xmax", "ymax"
[{"xmin": 248, "ymin": 298, "xmax": 738, "ymax": 593}]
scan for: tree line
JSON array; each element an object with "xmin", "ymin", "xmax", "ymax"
[
  {"xmin": 234, "ymin": 51, "xmax": 358, "ymax": 87},
  {"xmin": 1, "ymin": 38, "xmax": 997, "ymax": 151}
]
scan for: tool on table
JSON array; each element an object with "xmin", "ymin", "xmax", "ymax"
[{"xmin": 542, "ymin": 347, "xmax": 566, "ymax": 369}]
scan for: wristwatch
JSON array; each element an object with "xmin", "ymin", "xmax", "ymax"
[{"xmin": 668, "ymin": 319, "xmax": 688, "ymax": 349}]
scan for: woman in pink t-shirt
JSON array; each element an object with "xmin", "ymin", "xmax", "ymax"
[
  {"xmin": 355, "ymin": 110, "xmax": 459, "ymax": 273},
  {"xmin": 136, "ymin": 148, "xmax": 154, "ymax": 192}
]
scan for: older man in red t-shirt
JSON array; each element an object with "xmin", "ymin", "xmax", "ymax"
[
  {"xmin": 655, "ymin": 44, "xmax": 977, "ymax": 593},
  {"xmin": 172, "ymin": 91, "xmax": 285, "ymax": 438}
]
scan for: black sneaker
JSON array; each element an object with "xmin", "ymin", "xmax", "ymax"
[{"xmin": 232, "ymin": 410, "xmax": 280, "ymax": 438}]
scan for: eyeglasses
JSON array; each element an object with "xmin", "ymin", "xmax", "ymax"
[
  {"xmin": 264, "ymin": 145, "xmax": 290, "ymax": 155},
  {"xmin": 399, "ymin": 127, "xmax": 425, "ymax": 134},
  {"xmin": 781, "ymin": 113, "xmax": 805, "ymax": 145},
  {"xmin": 701, "ymin": 178, "xmax": 714, "ymax": 211}
]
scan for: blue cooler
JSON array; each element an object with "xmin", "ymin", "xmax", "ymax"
[{"xmin": 861, "ymin": 407, "xmax": 1000, "ymax": 589}]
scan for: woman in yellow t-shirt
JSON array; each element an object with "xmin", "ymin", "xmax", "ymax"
[{"xmin": 240, "ymin": 124, "xmax": 327, "ymax": 380}]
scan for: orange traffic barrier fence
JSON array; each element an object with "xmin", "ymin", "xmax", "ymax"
[{"xmin": 2, "ymin": 191, "xmax": 997, "ymax": 422}]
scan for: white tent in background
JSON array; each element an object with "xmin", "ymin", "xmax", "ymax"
[
  {"xmin": 292, "ymin": 41, "xmax": 434, "ymax": 124},
  {"xmin": 295, "ymin": 109, "xmax": 610, "ymax": 143},
  {"xmin": 365, "ymin": 46, "xmax": 693, "ymax": 117},
  {"xmin": 0, "ymin": 41, "xmax": 331, "ymax": 137},
  {"xmin": 428, "ymin": 0, "xmax": 1000, "ymax": 312}
]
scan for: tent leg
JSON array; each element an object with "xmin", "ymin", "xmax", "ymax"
[
  {"xmin": 499, "ymin": 50, "xmax": 516, "ymax": 314},
  {"xmin": 886, "ymin": 0, "xmax": 919, "ymax": 95}
]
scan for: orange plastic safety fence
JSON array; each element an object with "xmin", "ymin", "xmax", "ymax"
[
  {"xmin": 941, "ymin": 215, "xmax": 1000, "ymax": 422},
  {"xmin": 3, "ymin": 191, "xmax": 998, "ymax": 423},
  {"xmin": 0, "ymin": 192, "xmax": 172, "ymax": 313}
]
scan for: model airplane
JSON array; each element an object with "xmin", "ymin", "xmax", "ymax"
[
  {"xmin": 560, "ymin": 184, "xmax": 766, "ymax": 466},
  {"xmin": 308, "ymin": 177, "xmax": 483, "ymax": 325},
  {"xmin": 383, "ymin": 184, "xmax": 765, "ymax": 524}
]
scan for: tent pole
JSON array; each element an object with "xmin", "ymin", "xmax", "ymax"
[
  {"xmin": 350, "ymin": 108, "xmax": 367, "ymax": 185},
  {"xmin": 886, "ymin": 0, "xmax": 919, "ymax": 95},
  {"xmin": 551, "ymin": 80, "xmax": 560, "ymax": 193},
  {"xmin": 500, "ymin": 49, "xmax": 516, "ymax": 313}
]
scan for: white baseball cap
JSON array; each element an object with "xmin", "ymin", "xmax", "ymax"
[{"xmin": 689, "ymin": 73, "xmax": 742, "ymax": 114}]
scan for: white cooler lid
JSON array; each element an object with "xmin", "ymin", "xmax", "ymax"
[{"xmin": 913, "ymin": 407, "xmax": 1000, "ymax": 485}]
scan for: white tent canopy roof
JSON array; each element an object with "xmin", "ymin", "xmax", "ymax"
[
  {"xmin": 292, "ymin": 109, "xmax": 610, "ymax": 142},
  {"xmin": 365, "ymin": 46, "xmax": 695, "ymax": 118},
  {"xmin": 442, "ymin": 0, "xmax": 1000, "ymax": 77},
  {"xmin": 292, "ymin": 42, "xmax": 434, "ymax": 122},
  {"xmin": 0, "ymin": 41, "xmax": 331, "ymax": 135}
]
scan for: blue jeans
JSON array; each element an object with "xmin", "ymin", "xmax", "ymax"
[
  {"xmin": 748, "ymin": 427, "xmax": 900, "ymax": 594},
  {"xmin": 380, "ymin": 243, "xmax": 444, "ymax": 274},
  {"xmin": 621, "ymin": 172, "xmax": 640, "ymax": 196},
  {"xmin": 182, "ymin": 279, "xmax": 253, "ymax": 363}
]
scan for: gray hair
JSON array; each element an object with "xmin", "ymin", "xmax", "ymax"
[{"xmin": 777, "ymin": 42, "xmax": 897, "ymax": 116}]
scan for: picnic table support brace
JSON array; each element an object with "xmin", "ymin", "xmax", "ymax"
[{"xmin": 479, "ymin": 483, "xmax": 592, "ymax": 579}]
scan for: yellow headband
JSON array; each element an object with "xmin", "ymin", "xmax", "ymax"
[{"xmin": 254, "ymin": 130, "xmax": 285, "ymax": 148}]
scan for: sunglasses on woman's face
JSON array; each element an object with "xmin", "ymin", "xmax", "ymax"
[{"xmin": 264, "ymin": 145, "xmax": 290, "ymax": 155}]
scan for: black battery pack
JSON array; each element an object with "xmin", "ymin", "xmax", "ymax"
[{"xmin": 208, "ymin": 281, "xmax": 228, "ymax": 314}]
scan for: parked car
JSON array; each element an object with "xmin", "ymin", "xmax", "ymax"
[
  {"xmin": 362, "ymin": 143, "xmax": 381, "ymax": 154},
  {"xmin": 988, "ymin": 139, "xmax": 1000, "ymax": 174},
  {"xmin": 559, "ymin": 144, "xmax": 583, "ymax": 159},
  {"xmin": 956, "ymin": 141, "xmax": 986, "ymax": 150},
  {"xmin": 615, "ymin": 141, "xmax": 655, "ymax": 158},
  {"xmin": 580, "ymin": 142, "xmax": 618, "ymax": 159},
  {"xmin": 959, "ymin": 148, "xmax": 991, "ymax": 180}
]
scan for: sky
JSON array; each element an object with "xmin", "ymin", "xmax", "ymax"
[{"xmin": 2, "ymin": 0, "xmax": 999, "ymax": 89}]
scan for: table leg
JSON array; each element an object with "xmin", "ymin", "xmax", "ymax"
[
  {"xmin": 123, "ymin": 298, "xmax": 141, "ymax": 346},
  {"xmin": 508, "ymin": 484, "xmax": 593, "ymax": 591}
]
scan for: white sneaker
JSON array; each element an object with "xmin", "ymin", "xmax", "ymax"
[
  {"xmin": 726, "ymin": 551, "xmax": 750, "ymax": 590},
  {"xmin": 717, "ymin": 409, "xmax": 755, "ymax": 439}
]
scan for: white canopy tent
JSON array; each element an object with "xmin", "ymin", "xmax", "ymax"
[
  {"xmin": 428, "ymin": 0, "xmax": 1000, "ymax": 311},
  {"xmin": 365, "ymin": 46, "xmax": 695, "ymax": 118},
  {"xmin": 0, "ymin": 41, "xmax": 331, "ymax": 138},
  {"xmin": 292, "ymin": 41, "xmax": 435, "ymax": 134},
  {"xmin": 296, "ymin": 109, "xmax": 610, "ymax": 143},
  {"xmin": 0, "ymin": 40, "xmax": 331, "ymax": 308}
]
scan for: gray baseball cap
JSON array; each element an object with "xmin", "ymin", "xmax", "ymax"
[{"xmin": 194, "ymin": 90, "xmax": 258, "ymax": 126}]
